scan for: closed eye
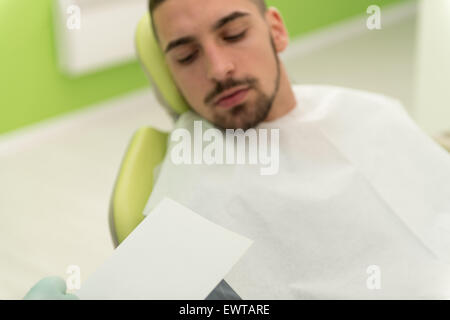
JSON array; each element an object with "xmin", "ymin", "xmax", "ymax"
[
  {"xmin": 176, "ymin": 30, "xmax": 248, "ymax": 65},
  {"xmin": 224, "ymin": 30, "xmax": 247, "ymax": 42},
  {"xmin": 177, "ymin": 50, "xmax": 198, "ymax": 65}
]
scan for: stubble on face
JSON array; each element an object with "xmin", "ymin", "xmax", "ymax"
[{"xmin": 204, "ymin": 36, "xmax": 281, "ymax": 131}]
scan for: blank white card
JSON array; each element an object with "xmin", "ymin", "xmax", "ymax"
[{"xmin": 76, "ymin": 197, "xmax": 253, "ymax": 300}]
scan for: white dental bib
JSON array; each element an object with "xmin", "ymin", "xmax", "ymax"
[{"xmin": 143, "ymin": 85, "xmax": 450, "ymax": 299}]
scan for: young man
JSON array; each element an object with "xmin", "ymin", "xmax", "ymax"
[{"xmin": 150, "ymin": 0, "xmax": 295, "ymax": 131}]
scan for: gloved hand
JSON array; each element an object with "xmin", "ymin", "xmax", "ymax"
[{"xmin": 24, "ymin": 276, "xmax": 79, "ymax": 300}]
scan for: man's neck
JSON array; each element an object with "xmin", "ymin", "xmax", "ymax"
[{"xmin": 264, "ymin": 64, "xmax": 297, "ymax": 122}]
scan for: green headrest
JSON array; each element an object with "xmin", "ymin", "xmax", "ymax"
[{"xmin": 135, "ymin": 13, "xmax": 190, "ymax": 116}]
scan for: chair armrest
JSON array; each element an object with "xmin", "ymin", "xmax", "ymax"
[{"xmin": 110, "ymin": 127, "xmax": 168, "ymax": 246}]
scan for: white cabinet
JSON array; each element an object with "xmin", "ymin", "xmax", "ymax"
[{"xmin": 54, "ymin": 0, "xmax": 148, "ymax": 76}]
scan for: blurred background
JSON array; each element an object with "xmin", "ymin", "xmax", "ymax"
[{"xmin": 0, "ymin": 0, "xmax": 449, "ymax": 299}]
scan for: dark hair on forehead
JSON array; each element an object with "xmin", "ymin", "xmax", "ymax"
[
  {"xmin": 148, "ymin": 0, "xmax": 267, "ymax": 43},
  {"xmin": 149, "ymin": 0, "xmax": 267, "ymax": 15}
]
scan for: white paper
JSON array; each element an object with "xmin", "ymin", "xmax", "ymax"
[{"xmin": 76, "ymin": 197, "xmax": 253, "ymax": 300}]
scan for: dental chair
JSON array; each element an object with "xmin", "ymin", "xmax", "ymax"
[{"xmin": 108, "ymin": 13, "xmax": 241, "ymax": 300}]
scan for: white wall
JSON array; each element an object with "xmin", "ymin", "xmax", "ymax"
[
  {"xmin": 414, "ymin": 0, "xmax": 450, "ymax": 134},
  {"xmin": 282, "ymin": 2, "xmax": 417, "ymax": 114}
]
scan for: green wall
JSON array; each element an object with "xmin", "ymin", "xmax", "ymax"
[
  {"xmin": 0, "ymin": 0, "xmax": 410, "ymax": 135},
  {"xmin": 269, "ymin": 0, "xmax": 410, "ymax": 36}
]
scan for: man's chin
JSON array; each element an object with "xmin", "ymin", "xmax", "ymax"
[
  {"xmin": 216, "ymin": 106, "xmax": 256, "ymax": 130},
  {"xmin": 213, "ymin": 96, "xmax": 272, "ymax": 130}
]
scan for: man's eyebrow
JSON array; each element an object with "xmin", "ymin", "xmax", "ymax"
[
  {"xmin": 212, "ymin": 11, "xmax": 250, "ymax": 31},
  {"xmin": 164, "ymin": 11, "xmax": 250, "ymax": 54}
]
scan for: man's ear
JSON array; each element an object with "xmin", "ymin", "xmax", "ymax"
[{"xmin": 265, "ymin": 7, "xmax": 289, "ymax": 53}]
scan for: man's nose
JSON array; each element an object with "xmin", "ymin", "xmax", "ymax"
[{"xmin": 204, "ymin": 45, "xmax": 235, "ymax": 82}]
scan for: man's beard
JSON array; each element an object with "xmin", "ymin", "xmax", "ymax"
[{"xmin": 211, "ymin": 36, "xmax": 281, "ymax": 131}]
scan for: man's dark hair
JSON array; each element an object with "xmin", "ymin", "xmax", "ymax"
[
  {"xmin": 148, "ymin": 0, "xmax": 267, "ymax": 42},
  {"xmin": 149, "ymin": 0, "xmax": 267, "ymax": 15}
]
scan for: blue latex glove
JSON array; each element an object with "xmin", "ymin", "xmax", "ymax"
[{"xmin": 24, "ymin": 276, "xmax": 79, "ymax": 300}]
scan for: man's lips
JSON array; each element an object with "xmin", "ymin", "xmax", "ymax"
[{"xmin": 214, "ymin": 87, "xmax": 250, "ymax": 109}]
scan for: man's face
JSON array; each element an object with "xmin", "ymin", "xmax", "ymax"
[{"xmin": 153, "ymin": 0, "xmax": 282, "ymax": 130}]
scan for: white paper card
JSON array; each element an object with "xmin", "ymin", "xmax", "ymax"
[{"xmin": 76, "ymin": 197, "xmax": 253, "ymax": 300}]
